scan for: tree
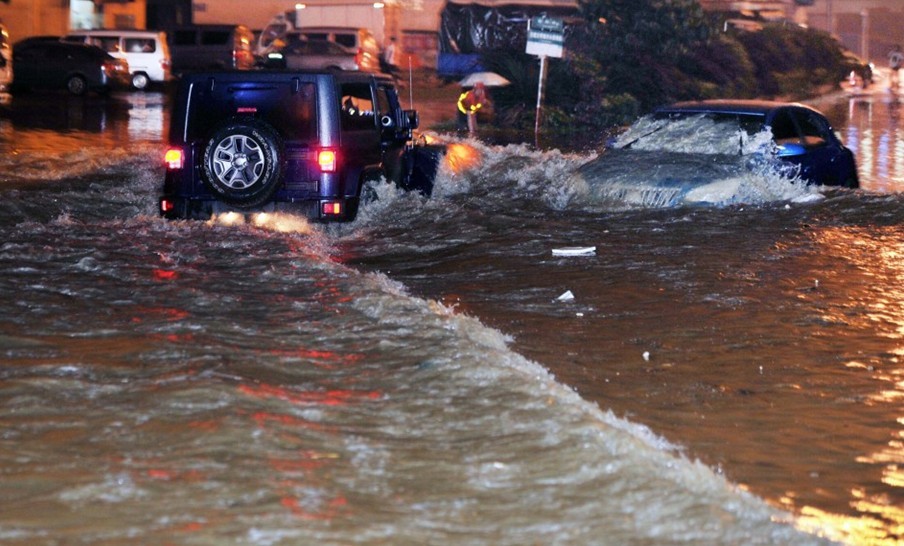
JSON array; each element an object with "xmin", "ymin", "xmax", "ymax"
[{"xmin": 570, "ymin": 0, "xmax": 713, "ymax": 115}]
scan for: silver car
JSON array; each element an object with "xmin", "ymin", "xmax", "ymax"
[{"xmin": 266, "ymin": 40, "xmax": 361, "ymax": 71}]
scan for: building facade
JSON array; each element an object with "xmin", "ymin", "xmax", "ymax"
[
  {"xmin": 0, "ymin": 0, "xmax": 147, "ymax": 43},
  {"xmin": 2, "ymin": 0, "xmax": 902, "ymax": 65}
]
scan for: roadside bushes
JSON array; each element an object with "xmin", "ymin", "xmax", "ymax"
[
  {"xmin": 478, "ymin": 0, "xmax": 853, "ymax": 135},
  {"xmin": 734, "ymin": 24, "xmax": 849, "ymax": 98}
]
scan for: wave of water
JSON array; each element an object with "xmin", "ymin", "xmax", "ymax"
[{"xmin": 0, "ymin": 142, "xmax": 843, "ymax": 544}]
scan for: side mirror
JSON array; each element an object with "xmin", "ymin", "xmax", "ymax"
[
  {"xmin": 405, "ymin": 109, "xmax": 419, "ymax": 131},
  {"xmin": 776, "ymin": 142, "xmax": 806, "ymax": 158}
]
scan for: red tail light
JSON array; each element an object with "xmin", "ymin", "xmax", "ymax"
[
  {"xmin": 321, "ymin": 201, "xmax": 343, "ymax": 216},
  {"xmin": 160, "ymin": 198, "xmax": 175, "ymax": 213},
  {"xmin": 164, "ymin": 148, "xmax": 184, "ymax": 169},
  {"xmin": 318, "ymin": 150, "xmax": 337, "ymax": 172}
]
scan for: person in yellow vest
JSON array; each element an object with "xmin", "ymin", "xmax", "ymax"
[{"xmin": 457, "ymin": 82, "xmax": 489, "ymax": 134}]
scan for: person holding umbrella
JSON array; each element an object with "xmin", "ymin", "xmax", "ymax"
[
  {"xmin": 457, "ymin": 82, "xmax": 490, "ymax": 133},
  {"xmin": 456, "ymin": 72, "xmax": 509, "ymax": 133}
]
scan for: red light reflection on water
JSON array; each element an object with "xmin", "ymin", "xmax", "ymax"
[
  {"xmin": 152, "ymin": 269, "xmax": 178, "ymax": 281},
  {"xmin": 239, "ymin": 381, "xmax": 374, "ymax": 522},
  {"xmin": 238, "ymin": 383, "xmax": 381, "ymax": 406},
  {"xmin": 266, "ymin": 347, "xmax": 365, "ymax": 369}
]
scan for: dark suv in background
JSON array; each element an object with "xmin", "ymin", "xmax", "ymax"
[{"xmin": 159, "ymin": 70, "xmax": 443, "ymax": 221}]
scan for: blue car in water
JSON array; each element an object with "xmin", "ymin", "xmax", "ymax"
[
  {"xmin": 571, "ymin": 100, "xmax": 858, "ymax": 209},
  {"xmin": 650, "ymin": 100, "xmax": 859, "ymax": 188}
]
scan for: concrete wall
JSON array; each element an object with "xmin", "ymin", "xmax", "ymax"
[{"xmin": 0, "ymin": 0, "xmax": 70, "ymax": 42}]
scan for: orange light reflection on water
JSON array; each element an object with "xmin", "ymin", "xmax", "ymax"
[
  {"xmin": 442, "ymin": 142, "xmax": 482, "ymax": 175},
  {"xmin": 795, "ymin": 227, "xmax": 904, "ymax": 545},
  {"xmin": 844, "ymin": 97, "xmax": 904, "ymax": 193}
]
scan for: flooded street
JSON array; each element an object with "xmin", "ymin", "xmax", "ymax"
[{"xmin": 0, "ymin": 84, "xmax": 902, "ymax": 544}]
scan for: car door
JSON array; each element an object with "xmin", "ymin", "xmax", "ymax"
[
  {"xmin": 12, "ymin": 44, "xmax": 41, "ymax": 86},
  {"xmin": 41, "ymin": 44, "xmax": 73, "ymax": 88},
  {"xmin": 123, "ymin": 37, "xmax": 155, "ymax": 75},
  {"xmin": 338, "ymin": 81, "xmax": 382, "ymax": 172},
  {"xmin": 788, "ymin": 107, "xmax": 849, "ymax": 186},
  {"xmin": 770, "ymin": 107, "xmax": 841, "ymax": 185},
  {"xmin": 374, "ymin": 82, "xmax": 411, "ymax": 183}
]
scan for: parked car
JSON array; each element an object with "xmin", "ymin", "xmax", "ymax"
[
  {"xmin": 62, "ymin": 30, "xmax": 171, "ymax": 90},
  {"xmin": 840, "ymin": 49, "xmax": 874, "ymax": 89},
  {"xmin": 257, "ymin": 26, "xmax": 380, "ymax": 73},
  {"xmin": 261, "ymin": 39, "xmax": 363, "ymax": 71},
  {"xmin": 168, "ymin": 25, "xmax": 255, "ymax": 75},
  {"xmin": 652, "ymin": 100, "xmax": 858, "ymax": 188},
  {"xmin": 0, "ymin": 23, "xmax": 11, "ymax": 90},
  {"xmin": 10, "ymin": 38, "xmax": 130, "ymax": 96},
  {"xmin": 159, "ymin": 70, "xmax": 444, "ymax": 222}
]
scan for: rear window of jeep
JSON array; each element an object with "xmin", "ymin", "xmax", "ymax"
[{"xmin": 186, "ymin": 80, "xmax": 318, "ymax": 142}]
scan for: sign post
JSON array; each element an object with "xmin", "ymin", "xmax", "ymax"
[{"xmin": 526, "ymin": 16, "xmax": 565, "ymax": 140}]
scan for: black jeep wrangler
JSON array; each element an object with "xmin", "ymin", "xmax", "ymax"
[{"xmin": 159, "ymin": 70, "xmax": 442, "ymax": 221}]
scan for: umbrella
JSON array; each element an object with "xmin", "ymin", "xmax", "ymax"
[{"xmin": 459, "ymin": 71, "xmax": 511, "ymax": 87}]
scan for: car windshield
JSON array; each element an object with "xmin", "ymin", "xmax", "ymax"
[{"xmin": 614, "ymin": 112, "xmax": 773, "ymax": 156}]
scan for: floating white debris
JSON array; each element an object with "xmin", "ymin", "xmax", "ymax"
[
  {"xmin": 642, "ymin": 351, "xmax": 651, "ymax": 361},
  {"xmin": 556, "ymin": 290, "xmax": 575, "ymax": 302},
  {"xmin": 552, "ymin": 246, "xmax": 597, "ymax": 257}
]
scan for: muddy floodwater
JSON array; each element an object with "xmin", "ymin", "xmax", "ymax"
[{"xmin": 0, "ymin": 85, "xmax": 901, "ymax": 545}]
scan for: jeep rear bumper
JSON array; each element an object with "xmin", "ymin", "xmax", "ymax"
[{"xmin": 159, "ymin": 196, "xmax": 358, "ymax": 222}]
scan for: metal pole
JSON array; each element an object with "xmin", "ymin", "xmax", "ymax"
[
  {"xmin": 534, "ymin": 55, "xmax": 547, "ymax": 139},
  {"xmin": 861, "ymin": 9, "xmax": 869, "ymax": 61}
]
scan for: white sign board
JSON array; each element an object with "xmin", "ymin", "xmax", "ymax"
[{"xmin": 526, "ymin": 16, "xmax": 564, "ymax": 58}]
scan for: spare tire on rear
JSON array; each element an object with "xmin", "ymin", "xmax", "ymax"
[{"xmin": 201, "ymin": 119, "xmax": 283, "ymax": 208}]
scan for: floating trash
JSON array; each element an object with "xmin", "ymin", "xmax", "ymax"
[{"xmin": 552, "ymin": 246, "xmax": 597, "ymax": 257}]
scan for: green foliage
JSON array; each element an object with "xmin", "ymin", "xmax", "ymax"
[{"xmin": 733, "ymin": 24, "xmax": 848, "ymax": 97}]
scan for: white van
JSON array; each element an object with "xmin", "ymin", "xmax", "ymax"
[
  {"xmin": 62, "ymin": 30, "xmax": 171, "ymax": 90},
  {"xmin": 257, "ymin": 26, "xmax": 380, "ymax": 73},
  {"xmin": 0, "ymin": 23, "xmax": 11, "ymax": 91}
]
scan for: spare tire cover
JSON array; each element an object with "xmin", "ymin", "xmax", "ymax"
[{"xmin": 202, "ymin": 119, "xmax": 283, "ymax": 208}]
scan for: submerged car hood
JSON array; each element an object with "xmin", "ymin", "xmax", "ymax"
[{"xmin": 568, "ymin": 149, "xmax": 813, "ymax": 209}]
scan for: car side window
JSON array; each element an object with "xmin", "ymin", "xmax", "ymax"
[
  {"xmin": 202, "ymin": 31, "xmax": 230, "ymax": 46},
  {"xmin": 45, "ymin": 46, "xmax": 68, "ymax": 61},
  {"xmin": 340, "ymin": 82, "xmax": 376, "ymax": 131},
  {"xmin": 375, "ymin": 85, "xmax": 392, "ymax": 118},
  {"xmin": 334, "ymin": 34, "xmax": 356, "ymax": 49},
  {"xmin": 126, "ymin": 38, "xmax": 155, "ymax": 53},
  {"xmin": 173, "ymin": 31, "xmax": 196, "ymax": 45},
  {"xmin": 770, "ymin": 109, "xmax": 800, "ymax": 146},
  {"xmin": 94, "ymin": 37, "xmax": 120, "ymax": 53},
  {"xmin": 309, "ymin": 42, "xmax": 330, "ymax": 55},
  {"xmin": 792, "ymin": 110, "xmax": 829, "ymax": 148}
]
